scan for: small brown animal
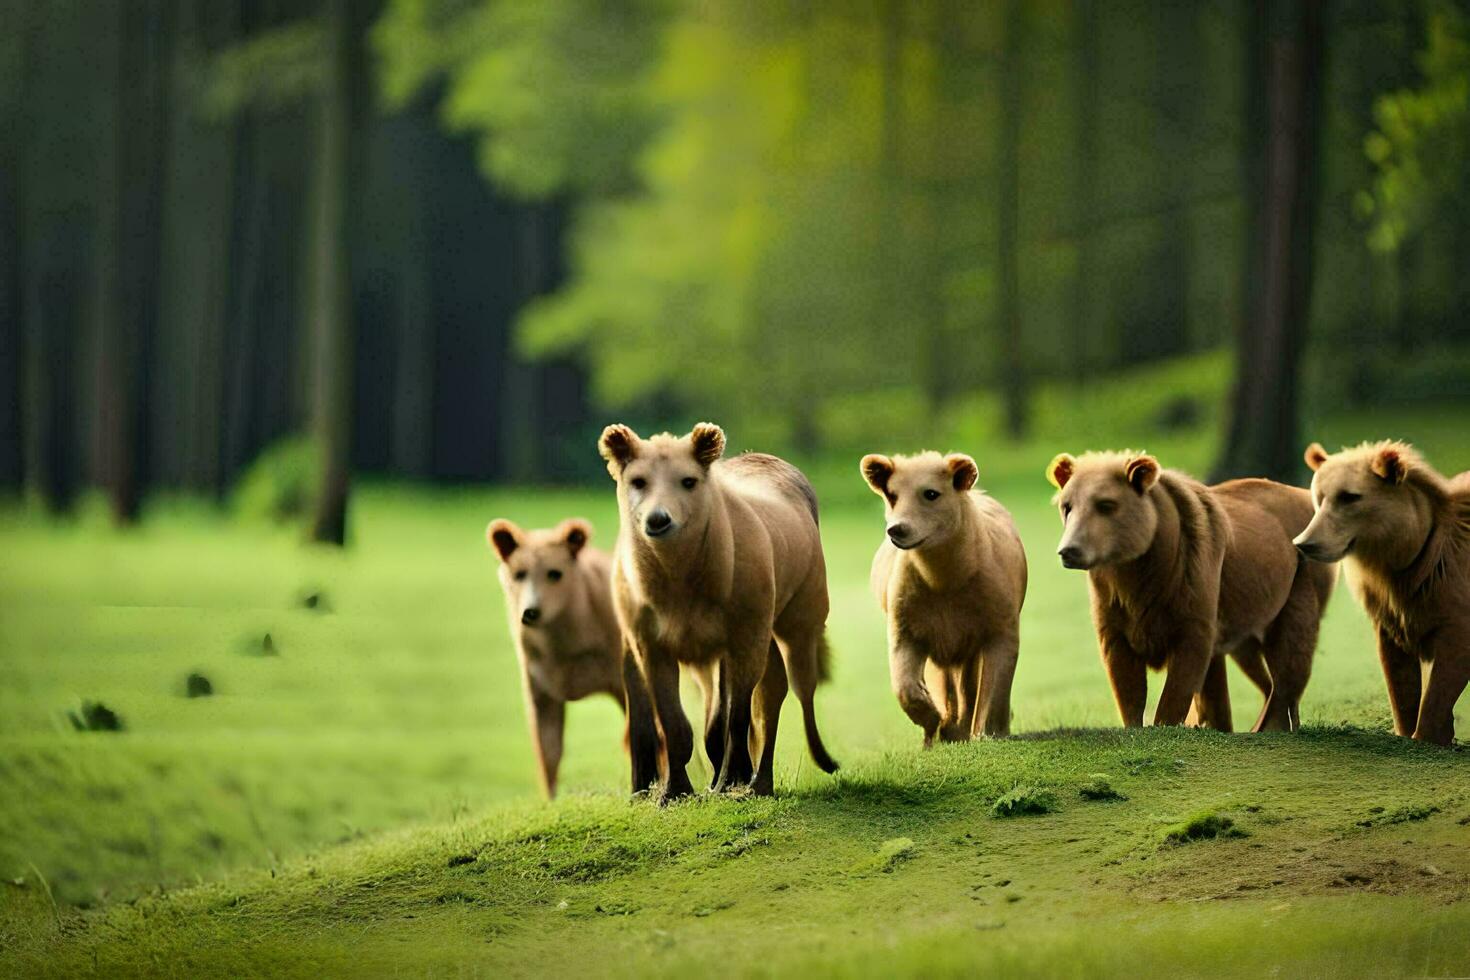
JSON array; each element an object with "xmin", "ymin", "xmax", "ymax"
[
  {"xmin": 599, "ymin": 422, "xmax": 839, "ymax": 802},
  {"xmin": 861, "ymin": 451, "xmax": 1027, "ymax": 744},
  {"xmin": 1296, "ymin": 441, "xmax": 1470, "ymax": 745},
  {"xmin": 1047, "ymin": 451, "xmax": 1335, "ymax": 730},
  {"xmin": 486, "ymin": 518, "xmax": 660, "ymax": 798}
]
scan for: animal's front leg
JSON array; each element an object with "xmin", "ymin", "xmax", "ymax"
[
  {"xmin": 644, "ymin": 649, "xmax": 695, "ymax": 804},
  {"xmin": 527, "ymin": 688, "xmax": 565, "ymax": 800},
  {"xmin": 1377, "ymin": 629, "xmax": 1422, "ymax": 737},
  {"xmin": 975, "ymin": 631, "xmax": 1020, "ymax": 737},
  {"xmin": 1155, "ymin": 632, "xmax": 1215, "ymax": 726},
  {"xmin": 890, "ymin": 638, "xmax": 941, "ymax": 746},
  {"xmin": 940, "ymin": 655, "xmax": 979, "ymax": 742},
  {"xmin": 714, "ymin": 635, "xmax": 764, "ymax": 792},
  {"xmin": 621, "ymin": 639, "xmax": 662, "ymax": 796},
  {"xmin": 1099, "ymin": 633, "xmax": 1146, "ymax": 727}
]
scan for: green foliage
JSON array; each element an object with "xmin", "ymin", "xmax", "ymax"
[
  {"xmin": 1077, "ymin": 776, "xmax": 1125, "ymax": 802},
  {"xmin": 1159, "ymin": 810, "xmax": 1247, "ymax": 846},
  {"xmin": 374, "ymin": 0, "xmax": 670, "ymax": 197},
  {"xmin": 1361, "ymin": 3, "xmax": 1470, "ymax": 252},
  {"xmin": 66, "ymin": 700, "xmax": 123, "ymax": 733},
  {"xmin": 200, "ymin": 22, "xmax": 327, "ymax": 120},
  {"xmin": 991, "ymin": 785, "xmax": 1057, "ymax": 818},
  {"xmin": 231, "ymin": 436, "xmax": 320, "ymax": 527}
]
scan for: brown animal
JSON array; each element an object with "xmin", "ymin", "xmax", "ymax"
[
  {"xmin": 1047, "ymin": 451, "xmax": 1335, "ymax": 730},
  {"xmin": 599, "ymin": 422, "xmax": 839, "ymax": 802},
  {"xmin": 1296, "ymin": 441, "xmax": 1470, "ymax": 745},
  {"xmin": 486, "ymin": 518, "xmax": 660, "ymax": 798},
  {"xmin": 861, "ymin": 451, "xmax": 1026, "ymax": 744}
]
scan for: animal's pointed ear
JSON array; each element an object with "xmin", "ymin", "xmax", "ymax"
[
  {"xmin": 1304, "ymin": 442, "xmax": 1328, "ymax": 472},
  {"xmin": 1124, "ymin": 454, "xmax": 1160, "ymax": 494},
  {"xmin": 598, "ymin": 424, "xmax": 639, "ymax": 478},
  {"xmin": 860, "ymin": 454, "xmax": 895, "ymax": 496},
  {"xmin": 486, "ymin": 519, "xmax": 522, "ymax": 562},
  {"xmin": 1046, "ymin": 453, "xmax": 1076, "ymax": 490},
  {"xmin": 946, "ymin": 453, "xmax": 978, "ymax": 493},
  {"xmin": 557, "ymin": 518, "xmax": 592, "ymax": 559},
  {"xmin": 1371, "ymin": 444, "xmax": 1409, "ymax": 485},
  {"xmin": 690, "ymin": 422, "xmax": 725, "ymax": 468}
]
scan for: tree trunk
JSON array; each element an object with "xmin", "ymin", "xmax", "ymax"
[
  {"xmin": 307, "ymin": 0, "xmax": 357, "ymax": 545},
  {"xmin": 95, "ymin": 0, "xmax": 170, "ymax": 524},
  {"xmin": 1070, "ymin": 0, "xmax": 1099, "ymax": 379},
  {"xmin": 997, "ymin": 0, "xmax": 1027, "ymax": 439},
  {"xmin": 1212, "ymin": 0, "xmax": 1325, "ymax": 483}
]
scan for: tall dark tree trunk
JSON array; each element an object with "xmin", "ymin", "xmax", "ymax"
[
  {"xmin": 1155, "ymin": 0, "xmax": 1196, "ymax": 356},
  {"xmin": 95, "ymin": 0, "xmax": 170, "ymax": 524},
  {"xmin": 997, "ymin": 0, "xmax": 1027, "ymax": 439},
  {"xmin": 307, "ymin": 0, "xmax": 358, "ymax": 545},
  {"xmin": 1213, "ymin": 0, "xmax": 1325, "ymax": 483},
  {"xmin": 0, "ymin": 1, "xmax": 28, "ymax": 492},
  {"xmin": 1070, "ymin": 0, "xmax": 1099, "ymax": 380}
]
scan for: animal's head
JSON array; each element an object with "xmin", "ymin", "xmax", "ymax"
[
  {"xmin": 485, "ymin": 517, "xmax": 593, "ymax": 627},
  {"xmin": 859, "ymin": 451, "xmax": 979, "ymax": 550},
  {"xmin": 598, "ymin": 422, "xmax": 725, "ymax": 545},
  {"xmin": 1046, "ymin": 451, "xmax": 1161, "ymax": 569},
  {"xmin": 1295, "ymin": 441, "xmax": 1433, "ymax": 564}
]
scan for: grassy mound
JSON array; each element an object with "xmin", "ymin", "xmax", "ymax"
[{"xmin": 4, "ymin": 727, "xmax": 1469, "ymax": 978}]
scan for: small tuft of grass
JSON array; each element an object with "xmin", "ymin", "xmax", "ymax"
[
  {"xmin": 1160, "ymin": 810, "xmax": 1247, "ymax": 845},
  {"xmin": 1078, "ymin": 776, "xmax": 1126, "ymax": 802},
  {"xmin": 992, "ymin": 785, "xmax": 1057, "ymax": 818},
  {"xmin": 238, "ymin": 632, "xmax": 278, "ymax": 657},
  {"xmin": 299, "ymin": 590, "xmax": 330, "ymax": 613},
  {"xmin": 1358, "ymin": 804, "xmax": 1440, "ymax": 828},
  {"xmin": 67, "ymin": 700, "xmax": 123, "ymax": 732},
  {"xmin": 852, "ymin": 837, "xmax": 917, "ymax": 875},
  {"xmin": 185, "ymin": 673, "xmax": 213, "ymax": 698}
]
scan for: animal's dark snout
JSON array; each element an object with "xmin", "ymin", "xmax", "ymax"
[
  {"xmin": 645, "ymin": 508, "xmax": 673, "ymax": 536},
  {"xmin": 521, "ymin": 607, "xmax": 541, "ymax": 625},
  {"xmin": 1058, "ymin": 545, "xmax": 1084, "ymax": 567},
  {"xmin": 886, "ymin": 523, "xmax": 911, "ymax": 545}
]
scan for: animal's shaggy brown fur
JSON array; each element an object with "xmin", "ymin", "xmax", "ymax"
[
  {"xmin": 485, "ymin": 518, "xmax": 660, "ymax": 798},
  {"xmin": 600, "ymin": 423, "xmax": 838, "ymax": 802},
  {"xmin": 862, "ymin": 451, "xmax": 1026, "ymax": 744},
  {"xmin": 1298, "ymin": 440, "xmax": 1470, "ymax": 744},
  {"xmin": 1048, "ymin": 451, "xmax": 1335, "ymax": 730}
]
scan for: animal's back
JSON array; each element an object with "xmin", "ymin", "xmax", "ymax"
[
  {"xmin": 718, "ymin": 452, "xmax": 820, "ymax": 526},
  {"xmin": 1213, "ymin": 478, "xmax": 1315, "ymax": 538}
]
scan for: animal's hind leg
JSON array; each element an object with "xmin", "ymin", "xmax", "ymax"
[
  {"xmin": 1229, "ymin": 640, "xmax": 1271, "ymax": 700},
  {"xmin": 1189, "ymin": 656, "xmax": 1233, "ymax": 731},
  {"xmin": 749, "ymin": 641, "xmax": 788, "ymax": 796},
  {"xmin": 1253, "ymin": 572, "xmax": 1322, "ymax": 733},
  {"xmin": 1413, "ymin": 637, "xmax": 1469, "ymax": 746},
  {"xmin": 622, "ymin": 642, "xmax": 662, "ymax": 796},
  {"xmin": 692, "ymin": 662, "xmax": 725, "ymax": 789},
  {"xmin": 713, "ymin": 634, "xmax": 764, "ymax": 793}
]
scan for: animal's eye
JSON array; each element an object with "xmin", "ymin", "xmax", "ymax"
[
  {"xmin": 547, "ymin": 569, "xmax": 563, "ymax": 582},
  {"xmin": 1096, "ymin": 499, "xmax": 1118, "ymax": 515},
  {"xmin": 1335, "ymin": 490, "xmax": 1362, "ymax": 506},
  {"xmin": 1061, "ymin": 502, "xmax": 1072, "ymax": 518},
  {"xmin": 513, "ymin": 570, "xmax": 527, "ymax": 582},
  {"xmin": 682, "ymin": 477, "xmax": 698, "ymax": 490},
  {"xmin": 630, "ymin": 477, "xmax": 647, "ymax": 490},
  {"xmin": 922, "ymin": 489, "xmax": 941, "ymax": 501}
]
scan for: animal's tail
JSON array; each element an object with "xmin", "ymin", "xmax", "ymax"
[
  {"xmin": 802, "ymin": 700, "xmax": 840, "ymax": 774},
  {"xmin": 801, "ymin": 631, "xmax": 838, "ymax": 773}
]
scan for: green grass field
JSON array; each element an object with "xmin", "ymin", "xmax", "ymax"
[{"xmin": 3, "ymin": 399, "xmax": 1469, "ymax": 977}]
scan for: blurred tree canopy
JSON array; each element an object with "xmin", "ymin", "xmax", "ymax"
[{"xmin": 2, "ymin": 0, "xmax": 1469, "ymax": 527}]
